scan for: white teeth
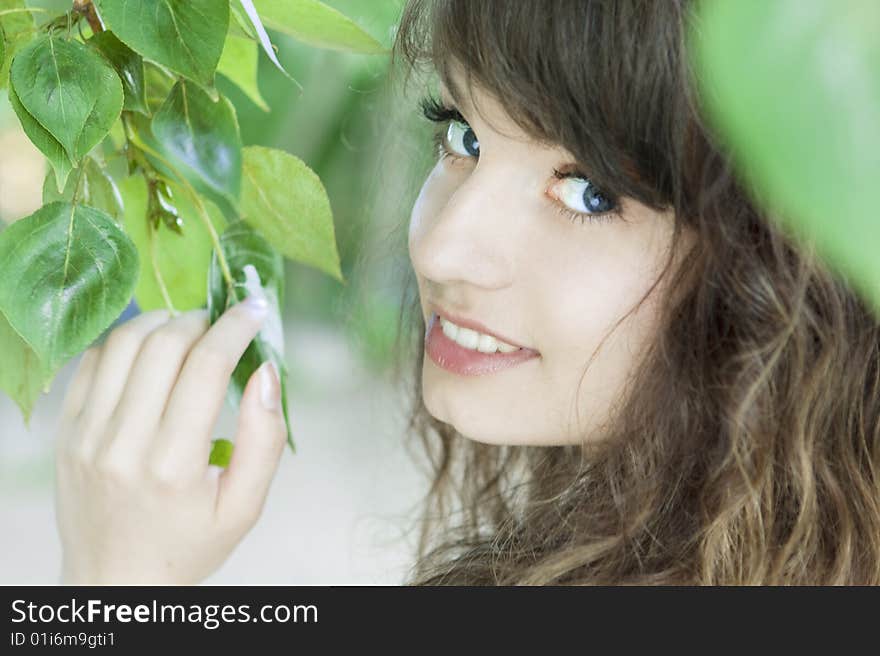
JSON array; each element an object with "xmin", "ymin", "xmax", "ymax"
[
  {"xmin": 438, "ymin": 316, "xmax": 521, "ymax": 353},
  {"xmin": 477, "ymin": 333, "xmax": 498, "ymax": 353},
  {"xmin": 456, "ymin": 327, "xmax": 480, "ymax": 349},
  {"xmin": 441, "ymin": 317, "xmax": 459, "ymax": 340}
]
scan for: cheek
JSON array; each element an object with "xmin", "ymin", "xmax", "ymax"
[
  {"xmin": 543, "ymin": 212, "xmax": 676, "ymax": 357},
  {"xmin": 539, "ymin": 251, "xmax": 661, "ymax": 361},
  {"xmin": 529, "ymin": 226, "xmax": 673, "ymax": 440}
]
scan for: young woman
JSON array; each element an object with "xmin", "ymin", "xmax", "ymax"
[{"xmin": 54, "ymin": 0, "xmax": 880, "ymax": 585}]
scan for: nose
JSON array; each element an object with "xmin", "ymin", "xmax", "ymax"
[{"xmin": 409, "ymin": 167, "xmax": 517, "ymax": 291}]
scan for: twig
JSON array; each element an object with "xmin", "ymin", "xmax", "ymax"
[
  {"xmin": 122, "ymin": 123, "xmax": 236, "ymax": 296},
  {"xmin": 148, "ymin": 218, "xmax": 179, "ymax": 315},
  {"xmin": 72, "ymin": 0, "xmax": 102, "ymax": 34}
]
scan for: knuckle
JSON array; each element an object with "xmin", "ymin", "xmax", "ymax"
[
  {"xmin": 184, "ymin": 308, "xmax": 211, "ymax": 329},
  {"xmin": 146, "ymin": 456, "xmax": 189, "ymax": 491},
  {"xmin": 105, "ymin": 324, "xmax": 145, "ymax": 355},
  {"xmin": 93, "ymin": 451, "xmax": 135, "ymax": 483},
  {"xmin": 140, "ymin": 327, "xmax": 188, "ymax": 360}
]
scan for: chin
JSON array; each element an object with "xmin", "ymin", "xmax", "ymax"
[
  {"xmin": 420, "ymin": 382, "xmax": 532, "ymax": 446},
  {"xmin": 421, "ymin": 359, "xmax": 576, "ymax": 446},
  {"xmin": 420, "ymin": 380, "xmax": 485, "ymax": 443}
]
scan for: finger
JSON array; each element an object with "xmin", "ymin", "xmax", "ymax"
[
  {"xmin": 157, "ymin": 294, "xmax": 270, "ymax": 471},
  {"xmin": 76, "ymin": 310, "xmax": 173, "ymax": 446},
  {"xmin": 60, "ymin": 346, "xmax": 102, "ymax": 424},
  {"xmin": 215, "ymin": 360, "xmax": 286, "ymax": 533},
  {"xmin": 96, "ymin": 309, "xmax": 210, "ymax": 461},
  {"xmin": 56, "ymin": 347, "xmax": 103, "ymax": 460}
]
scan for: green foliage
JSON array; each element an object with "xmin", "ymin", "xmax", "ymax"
[
  {"xmin": 207, "ymin": 220, "xmax": 293, "ymax": 450},
  {"xmin": 0, "ymin": 0, "xmax": 35, "ymax": 89},
  {"xmin": 94, "ymin": 0, "xmax": 229, "ymax": 88},
  {"xmin": 217, "ymin": 32, "xmax": 269, "ymax": 112},
  {"xmin": 690, "ymin": 0, "xmax": 880, "ymax": 314},
  {"xmin": 0, "ymin": 312, "xmax": 43, "ymax": 424},
  {"xmin": 0, "ymin": 201, "xmax": 139, "ymax": 390},
  {"xmin": 11, "ymin": 33, "xmax": 123, "ymax": 161},
  {"xmin": 208, "ymin": 437, "xmax": 234, "ymax": 467},
  {"xmin": 43, "ymin": 156, "xmax": 123, "ymax": 219},
  {"xmin": 151, "ymin": 80, "xmax": 242, "ymax": 205},
  {"xmin": 251, "ymin": 0, "xmax": 386, "ymax": 54},
  {"xmin": 241, "ymin": 146, "xmax": 343, "ymax": 282},
  {"xmin": 7, "ymin": 81, "xmax": 74, "ymax": 189},
  {"xmin": 89, "ymin": 31, "xmax": 148, "ymax": 114},
  {"xmin": 119, "ymin": 175, "xmax": 227, "ymax": 312},
  {"xmin": 0, "ymin": 0, "xmax": 380, "ymax": 453}
]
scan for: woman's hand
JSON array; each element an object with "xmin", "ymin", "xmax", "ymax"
[{"xmin": 53, "ymin": 295, "xmax": 288, "ymax": 584}]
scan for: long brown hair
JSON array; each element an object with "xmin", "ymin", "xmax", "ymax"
[{"xmin": 388, "ymin": 0, "xmax": 880, "ymax": 584}]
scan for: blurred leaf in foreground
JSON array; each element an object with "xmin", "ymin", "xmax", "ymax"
[{"xmin": 689, "ymin": 0, "xmax": 880, "ymax": 312}]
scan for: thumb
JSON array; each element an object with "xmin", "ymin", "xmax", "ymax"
[{"xmin": 216, "ymin": 360, "xmax": 287, "ymax": 531}]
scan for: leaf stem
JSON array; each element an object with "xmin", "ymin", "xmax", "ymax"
[
  {"xmin": 72, "ymin": 0, "xmax": 102, "ymax": 34},
  {"xmin": 0, "ymin": 8, "xmax": 49, "ymax": 18},
  {"xmin": 69, "ymin": 164, "xmax": 87, "ymax": 206},
  {"xmin": 187, "ymin": 188, "xmax": 235, "ymax": 289},
  {"xmin": 122, "ymin": 121, "xmax": 236, "ymax": 295},
  {"xmin": 148, "ymin": 219, "xmax": 179, "ymax": 316}
]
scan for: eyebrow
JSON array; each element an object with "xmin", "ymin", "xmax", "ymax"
[{"xmin": 439, "ymin": 68, "xmax": 468, "ymax": 110}]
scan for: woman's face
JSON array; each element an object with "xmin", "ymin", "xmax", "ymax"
[{"xmin": 408, "ymin": 67, "xmax": 686, "ymax": 446}]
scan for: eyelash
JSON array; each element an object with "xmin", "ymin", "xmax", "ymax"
[{"xmin": 419, "ymin": 94, "xmax": 622, "ymax": 226}]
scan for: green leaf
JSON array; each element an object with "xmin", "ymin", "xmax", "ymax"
[
  {"xmin": 217, "ymin": 33, "xmax": 269, "ymax": 112},
  {"xmin": 0, "ymin": 0, "xmax": 34, "ymax": 89},
  {"xmin": 89, "ymin": 31, "xmax": 148, "ymax": 115},
  {"xmin": 208, "ymin": 219, "xmax": 293, "ymax": 450},
  {"xmin": 142, "ymin": 62, "xmax": 176, "ymax": 114},
  {"xmin": 94, "ymin": 0, "xmax": 229, "ymax": 88},
  {"xmin": 690, "ymin": 0, "xmax": 880, "ymax": 313},
  {"xmin": 151, "ymin": 80, "xmax": 242, "ymax": 204},
  {"xmin": 7, "ymin": 83, "xmax": 74, "ymax": 191},
  {"xmin": 251, "ymin": 0, "xmax": 385, "ymax": 54},
  {"xmin": 229, "ymin": 2, "xmax": 257, "ymax": 39},
  {"xmin": 0, "ymin": 202, "xmax": 139, "ymax": 384},
  {"xmin": 119, "ymin": 175, "xmax": 227, "ymax": 312},
  {"xmin": 241, "ymin": 145, "xmax": 342, "ymax": 282},
  {"xmin": 10, "ymin": 33, "xmax": 123, "ymax": 162},
  {"xmin": 0, "ymin": 309, "xmax": 43, "ymax": 425},
  {"xmin": 43, "ymin": 157, "xmax": 124, "ymax": 220},
  {"xmin": 236, "ymin": 0, "xmax": 299, "ymax": 85},
  {"xmin": 208, "ymin": 437, "xmax": 234, "ymax": 467}
]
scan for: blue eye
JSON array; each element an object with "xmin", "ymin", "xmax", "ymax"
[
  {"xmin": 552, "ymin": 176, "xmax": 615, "ymax": 214},
  {"xmin": 445, "ymin": 120, "xmax": 480, "ymax": 158}
]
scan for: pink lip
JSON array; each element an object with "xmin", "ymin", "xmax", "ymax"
[{"xmin": 424, "ymin": 312, "xmax": 540, "ymax": 376}]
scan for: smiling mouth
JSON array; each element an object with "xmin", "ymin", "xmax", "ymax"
[
  {"xmin": 437, "ymin": 315, "xmax": 523, "ymax": 354},
  {"xmin": 425, "ymin": 312, "xmax": 540, "ymax": 376}
]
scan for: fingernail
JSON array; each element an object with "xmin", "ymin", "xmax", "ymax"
[
  {"xmin": 241, "ymin": 264, "xmax": 269, "ymax": 318},
  {"xmin": 259, "ymin": 360, "xmax": 280, "ymax": 411},
  {"xmin": 242, "ymin": 292, "xmax": 269, "ymax": 317}
]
